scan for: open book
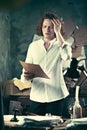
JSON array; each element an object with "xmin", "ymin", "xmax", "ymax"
[
  {"xmin": 13, "ymin": 78, "xmax": 32, "ymax": 91},
  {"xmin": 20, "ymin": 61, "xmax": 49, "ymax": 79}
]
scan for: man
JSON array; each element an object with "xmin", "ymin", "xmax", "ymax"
[{"xmin": 21, "ymin": 12, "xmax": 72, "ymax": 116}]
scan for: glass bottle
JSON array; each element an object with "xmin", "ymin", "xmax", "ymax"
[{"xmin": 72, "ymin": 85, "xmax": 82, "ymax": 118}]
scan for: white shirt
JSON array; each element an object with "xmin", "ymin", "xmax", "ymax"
[{"xmin": 21, "ymin": 38, "xmax": 72, "ymax": 103}]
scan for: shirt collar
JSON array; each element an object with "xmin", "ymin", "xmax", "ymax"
[
  {"xmin": 50, "ymin": 38, "xmax": 56, "ymax": 44},
  {"xmin": 41, "ymin": 38, "xmax": 57, "ymax": 45}
]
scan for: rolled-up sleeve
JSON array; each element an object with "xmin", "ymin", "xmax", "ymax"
[
  {"xmin": 59, "ymin": 37, "xmax": 74, "ymax": 61},
  {"xmin": 59, "ymin": 42, "xmax": 72, "ymax": 61}
]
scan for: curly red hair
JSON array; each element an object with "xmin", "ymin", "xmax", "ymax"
[{"xmin": 36, "ymin": 12, "xmax": 64, "ymax": 36}]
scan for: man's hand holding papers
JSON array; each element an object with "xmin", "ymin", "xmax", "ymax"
[{"xmin": 20, "ymin": 61, "xmax": 49, "ymax": 79}]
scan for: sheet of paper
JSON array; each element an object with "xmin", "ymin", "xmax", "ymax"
[
  {"xmin": 24, "ymin": 115, "xmax": 63, "ymax": 122},
  {"xmin": 72, "ymin": 117, "xmax": 87, "ymax": 124},
  {"xmin": 19, "ymin": 61, "xmax": 49, "ymax": 79}
]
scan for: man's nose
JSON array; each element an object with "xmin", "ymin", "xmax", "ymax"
[{"xmin": 46, "ymin": 27, "xmax": 50, "ymax": 32}]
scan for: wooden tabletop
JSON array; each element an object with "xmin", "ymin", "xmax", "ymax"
[{"xmin": 4, "ymin": 115, "xmax": 71, "ymax": 130}]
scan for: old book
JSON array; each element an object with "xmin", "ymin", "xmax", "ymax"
[
  {"xmin": 63, "ymin": 19, "xmax": 76, "ymax": 39},
  {"xmin": 13, "ymin": 78, "xmax": 32, "ymax": 91},
  {"xmin": 74, "ymin": 25, "xmax": 87, "ymax": 46},
  {"xmin": 19, "ymin": 61, "xmax": 49, "ymax": 79}
]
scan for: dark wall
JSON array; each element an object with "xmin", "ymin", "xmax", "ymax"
[
  {"xmin": 0, "ymin": 11, "xmax": 11, "ymax": 82},
  {"xmin": 0, "ymin": 0, "xmax": 87, "ymax": 80}
]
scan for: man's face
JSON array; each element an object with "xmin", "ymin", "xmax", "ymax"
[{"xmin": 42, "ymin": 19, "xmax": 55, "ymax": 40}]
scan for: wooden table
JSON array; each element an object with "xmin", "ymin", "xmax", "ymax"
[{"xmin": 4, "ymin": 115, "xmax": 71, "ymax": 130}]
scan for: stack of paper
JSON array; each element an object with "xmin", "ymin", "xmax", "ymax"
[{"xmin": 20, "ymin": 61, "xmax": 49, "ymax": 79}]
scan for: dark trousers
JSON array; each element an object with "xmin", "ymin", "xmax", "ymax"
[{"xmin": 29, "ymin": 98, "xmax": 66, "ymax": 116}]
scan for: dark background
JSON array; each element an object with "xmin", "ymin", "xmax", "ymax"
[{"xmin": 0, "ymin": 0, "xmax": 87, "ymax": 81}]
